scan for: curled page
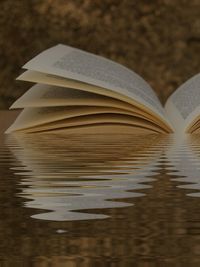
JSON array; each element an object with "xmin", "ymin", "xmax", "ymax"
[
  {"xmin": 22, "ymin": 44, "xmax": 168, "ymax": 123},
  {"xmin": 165, "ymin": 74, "xmax": 200, "ymax": 133}
]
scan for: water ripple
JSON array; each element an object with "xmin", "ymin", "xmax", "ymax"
[
  {"xmin": 4, "ymin": 132, "xmax": 170, "ymax": 221},
  {"xmin": 165, "ymin": 134, "xmax": 200, "ymax": 197}
]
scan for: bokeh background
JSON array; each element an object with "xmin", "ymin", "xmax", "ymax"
[{"xmin": 0, "ymin": 0, "xmax": 200, "ymax": 109}]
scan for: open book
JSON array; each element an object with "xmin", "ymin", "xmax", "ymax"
[{"xmin": 5, "ymin": 44, "xmax": 200, "ymax": 134}]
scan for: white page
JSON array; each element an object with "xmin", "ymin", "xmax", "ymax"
[
  {"xmin": 165, "ymin": 73, "xmax": 200, "ymax": 133},
  {"xmin": 17, "ymin": 71, "xmax": 172, "ymax": 133},
  {"xmin": 21, "ymin": 44, "xmax": 168, "ymax": 123},
  {"xmin": 10, "ymin": 83, "xmax": 140, "ymax": 113}
]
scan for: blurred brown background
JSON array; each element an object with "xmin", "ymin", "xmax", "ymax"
[{"xmin": 0, "ymin": 0, "xmax": 200, "ymax": 109}]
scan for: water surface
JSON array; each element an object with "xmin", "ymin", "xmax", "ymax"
[{"xmin": 0, "ymin": 122, "xmax": 200, "ymax": 266}]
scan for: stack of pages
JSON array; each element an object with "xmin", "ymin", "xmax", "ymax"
[{"xmin": 6, "ymin": 44, "xmax": 200, "ymax": 134}]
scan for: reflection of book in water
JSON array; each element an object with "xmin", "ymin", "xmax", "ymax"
[
  {"xmin": 6, "ymin": 133, "xmax": 170, "ymax": 221},
  {"xmin": 5, "ymin": 44, "xmax": 200, "ymax": 134},
  {"xmin": 165, "ymin": 135, "xmax": 200, "ymax": 197}
]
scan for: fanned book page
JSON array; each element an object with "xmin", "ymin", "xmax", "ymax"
[
  {"xmin": 5, "ymin": 44, "xmax": 200, "ymax": 134},
  {"xmin": 165, "ymin": 74, "xmax": 200, "ymax": 133}
]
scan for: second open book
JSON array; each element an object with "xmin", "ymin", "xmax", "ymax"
[{"xmin": 6, "ymin": 44, "xmax": 200, "ymax": 134}]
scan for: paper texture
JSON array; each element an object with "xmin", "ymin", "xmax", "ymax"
[
  {"xmin": 10, "ymin": 83, "xmax": 139, "ymax": 112},
  {"xmin": 165, "ymin": 74, "xmax": 200, "ymax": 132},
  {"xmin": 17, "ymin": 114, "xmax": 165, "ymax": 134},
  {"xmin": 22, "ymin": 44, "xmax": 166, "ymax": 120},
  {"xmin": 6, "ymin": 106, "xmax": 141, "ymax": 133}
]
